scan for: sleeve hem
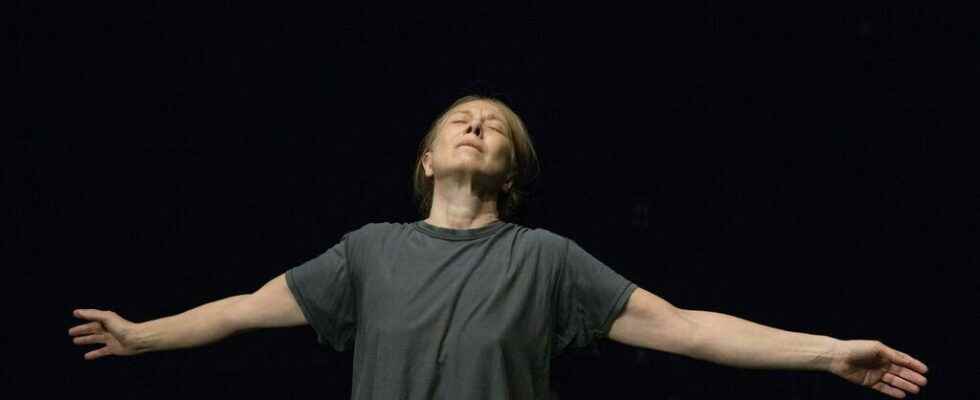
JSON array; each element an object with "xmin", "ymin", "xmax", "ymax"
[
  {"xmin": 600, "ymin": 281, "xmax": 638, "ymax": 338},
  {"xmin": 284, "ymin": 268, "xmax": 326, "ymax": 345}
]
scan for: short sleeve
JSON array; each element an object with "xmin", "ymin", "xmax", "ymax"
[
  {"xmin": 285, "ymin": 231, "xmax": 357, "ymax": 352},
  {"xmin": 553, "ymin": 238, "xmax": 637, "ymax": 355}
]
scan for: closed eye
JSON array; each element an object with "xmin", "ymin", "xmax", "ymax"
[{"xmin": 451, "ymin": 120, "xmax": 504, "ymax": 133}]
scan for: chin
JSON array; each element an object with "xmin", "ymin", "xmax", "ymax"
[{"xmin": 450, "ymin": 158, "xmax": 483, "ymax": 168}]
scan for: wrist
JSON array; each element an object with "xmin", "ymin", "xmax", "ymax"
[
  {"xmin": 128, "ymin": 321, "xmax": 156, "ymax": 354},
  {"xmin": 818, "ymin": 336, "xmax": 845, "ymax": 372}
]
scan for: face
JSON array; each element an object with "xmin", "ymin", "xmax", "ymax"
[{"xmin": 422, "ymin": 100, "xmax": 514, "ymax": 192}]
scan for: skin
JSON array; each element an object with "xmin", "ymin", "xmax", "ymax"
[{"xmin": 422, "ymin": 99, "xmax": 514, "ymax": 230}]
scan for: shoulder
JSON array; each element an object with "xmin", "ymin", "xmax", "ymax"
[
  {"xmin": 348, "ymin": 221, "xmax": 414, "ymax": 237},
  {"xmin": 342, "ymin": 221, "xmax": 417, "ymax": 250},
  {"xmin": 507, "ymin": 223, "xmax": 571, "ymax": 255},
  {"xmin": 336, "ymin": 222, "xmax": 415, "ymax": 267},
  {"xmin": 351, "ymin": 221, "xmax": 396, "ymax": 235}
]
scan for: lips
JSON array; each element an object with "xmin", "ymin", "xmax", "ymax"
[{"xmin": 456, "ymin": 140, "xmax": 484, "ymax": 152}]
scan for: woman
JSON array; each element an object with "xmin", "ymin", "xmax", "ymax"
[{"xmin": 70, "ymin": 95, "xmax": 929, "ymax": 399}]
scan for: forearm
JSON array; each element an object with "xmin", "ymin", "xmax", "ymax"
[
  {"xmin": 131, "ymin": 294, "xmax": 249, "ymax": 353},
  {"xmin": 682, "ymin": 309, "xmax": 840, "ymax": 371}
]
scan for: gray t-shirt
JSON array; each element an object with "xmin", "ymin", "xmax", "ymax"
[{"xmin": 285, "ymin": 220, "xmax": 637, "ymax": 400}]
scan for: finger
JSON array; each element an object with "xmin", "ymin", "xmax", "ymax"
[
  {"xmin": 84, "ymin": 347, "xmax": 111, "ymax": 360},
  {"xmin": 889, "ymin": 363, "xmax": 928, "ymax": 387},
  {"xmin": 73, "ymin": 334, "xmax": 106, "ymax": 345},
  {"xmin": 884, "ymin": 345, "xmax": 929, "ymax": 374},
  {"xmin": 871, "ymin": 382, "xmax": 907, "ymax": 398},
  {"xmin": 883, "ymin": 372, "xmax": 920, "ymax": 395},
  {"xmin": 68, "ymin": 322, "xmax": 103, "ymax": 336},
  {"xmin": 898, "ymin": 350, "xmax": 929, "ymax": 375}
]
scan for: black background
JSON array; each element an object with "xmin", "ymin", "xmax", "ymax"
[{"xmin": 11, "ymin": 2, "xmax": 978, "ymax": 399}]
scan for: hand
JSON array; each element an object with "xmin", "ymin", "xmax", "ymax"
[
  {"xmin": 69, "ymin": 309, "xmax": 142, "ymax": 360},
  {"xmin": 828, "ymin": 339, "xmax": 929, "ymax": 398}
]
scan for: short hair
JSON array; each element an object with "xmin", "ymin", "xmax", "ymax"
[{"xmin": 412, "ymin": 95, "xmax": 540, "ymax": 221}]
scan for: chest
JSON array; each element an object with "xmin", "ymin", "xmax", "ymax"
[{"xmin": 357, "ymin": 245, "xmax": 554, "ymax": 356}]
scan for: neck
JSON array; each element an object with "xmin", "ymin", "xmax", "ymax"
[{"xmin": 425, "ymin": 177, "xmax": 501, "ymax": 230}]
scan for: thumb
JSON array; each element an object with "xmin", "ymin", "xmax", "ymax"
[
  {"xmin": 73, "ymin": 308, "xmax": 116, "ymax": 323},
  {"xmin": 875, "ymin": 341, "xmax": 900, "ymax": 360}
]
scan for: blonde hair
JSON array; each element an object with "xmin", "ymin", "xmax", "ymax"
[{"xmin": 412, "ymin": 95, "xmax": 540, "ymax": 220}]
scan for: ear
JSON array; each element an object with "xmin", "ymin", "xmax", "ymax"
[{"xmin": 422, "ymin": 151, "xmax": 433, "ymax": 178}]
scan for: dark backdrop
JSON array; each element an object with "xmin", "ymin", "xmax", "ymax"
[{"xmin": 12, "ymin": 3, "xmax": 977, "ymax": 399}]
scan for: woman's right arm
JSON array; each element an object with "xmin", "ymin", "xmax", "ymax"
[{"xmin": 69, "ymin": 273, "xmax": 307, "ymax": 360}]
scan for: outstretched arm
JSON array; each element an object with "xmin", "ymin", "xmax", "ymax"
[
  {"xmin": 608, "ymin": 288, "xmax": 928, "ymax": 398},
  {"xmin": 70, "ymin": 273, "xmax": 307, "ymax": 359}
]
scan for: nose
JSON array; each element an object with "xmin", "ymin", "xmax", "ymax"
[{"xmin": 465, "ymin": 120, "xmax": 483, "ymax": 137}]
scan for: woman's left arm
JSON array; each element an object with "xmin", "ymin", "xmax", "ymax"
[{"xmin": 608, "ymin": 288, "xmax": 929, "ymax": 398}]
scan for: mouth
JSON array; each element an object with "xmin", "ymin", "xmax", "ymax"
[{"xmin": 457, "ymin": 144, "xmax": 482, "ymax": 152}]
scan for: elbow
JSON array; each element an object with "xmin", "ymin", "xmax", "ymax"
[
  {"xmin": 672, "ymin": 308, "xmax": 703, "ymax": 358},
  {"xmin": 220, "ymin": 294, "xmax": 254, "ymax": 334},
  {"xmin": 665, "ymin": 307, "xmax": 704, "ymax": 357}
]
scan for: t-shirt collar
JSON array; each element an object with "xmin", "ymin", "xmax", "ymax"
[{"xmin": 414, "ymin": 219, "xmax": 508, "ymax": 241}]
